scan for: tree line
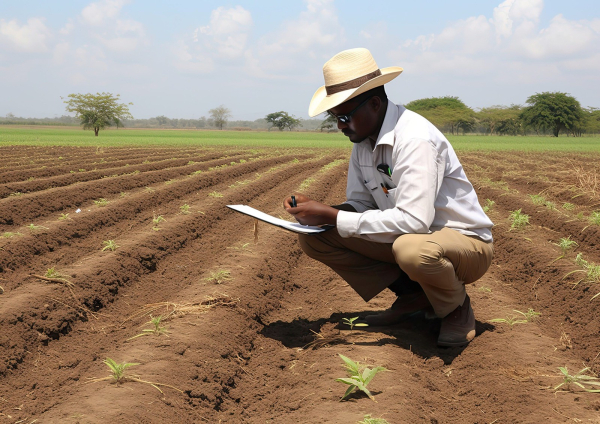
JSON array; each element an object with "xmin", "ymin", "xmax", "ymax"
[{"xmin": 2, "ymin": 91, "xmax": 598, "ymax": 137}]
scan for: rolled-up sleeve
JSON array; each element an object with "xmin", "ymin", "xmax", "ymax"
[{"xmin": 337, "ymin": 138, "xmax": 446, "ymax": 243}]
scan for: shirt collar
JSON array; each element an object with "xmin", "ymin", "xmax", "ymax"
[{"xmin": 372, "ymin": 100, "xmax": 404, "ymax": 150}]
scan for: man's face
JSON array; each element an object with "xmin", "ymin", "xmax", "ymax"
[{"xmin": 328, "ymin": 96, "xmax": 381, "ymax": 143}]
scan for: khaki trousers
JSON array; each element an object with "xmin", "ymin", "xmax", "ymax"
[{"xmin": 298, "ymin": 227, "xmax": 493, "ymax": 317}]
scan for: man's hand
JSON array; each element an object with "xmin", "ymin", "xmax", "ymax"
[{"xmin": 283, "ymin": 194, "xmax": 339, "ymax": 226}]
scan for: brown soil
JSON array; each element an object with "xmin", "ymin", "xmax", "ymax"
[{"xmin": 1, "ymin": 146, "xmax": 600, "ymax": 423}]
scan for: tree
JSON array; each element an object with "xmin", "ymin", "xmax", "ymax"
[
  {"xmin": 265, "ymin": 111, "xmax": 302, "ymax": 131},
  {"xmin": 520, "ymin": 92, "xmax": 584, "ymax": 137},
  {"xmin": 405, "ymin": 96, "xmax": 475, "ymax": 135},
  {"xmin": 209, "ymin": 105, "xmax": 231, "ymax": 130},
  {"xmin": 319, "ymin": 113, "xmax": 338, "ymax": 132},
  {"xmin": 477, "ymin": 105, "xmax": 522, "ymax": 135},
  {"xmin": 63, "ymin": 92, "xmax": 133, "ymax": 136}
]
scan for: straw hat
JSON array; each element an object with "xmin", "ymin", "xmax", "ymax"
[{"xmin": 308, "ymin": 48, "xmax": 403, "ymax": 117}]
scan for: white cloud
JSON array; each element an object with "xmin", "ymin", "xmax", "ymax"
[
  {"xmin": 193, "ymin": 5, "xmax": 252, "ymax": 59},
  {"xmin": 97, "ymin": 19, "xmax": 146, "ymax": 53},
  {"xmin": 59, "ymin": 19, "xmax": 74, "ymax": 36},
  {"xmin": 53, "ymin": 42, "xmax": 70, "ymax": 64},
  {"xmin": 81, "ymin": 0, "xmax": 129, "ymax": 26},
  {"xmin": 0, "ymin": 17, "xmax": 51, "ymax": 52}
]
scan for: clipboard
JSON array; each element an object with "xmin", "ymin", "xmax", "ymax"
[{"xmin": 227, "ymin": 205, "xmax": 333, "ymax": 235}]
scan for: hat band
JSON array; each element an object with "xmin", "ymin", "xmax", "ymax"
[{"xmin": 325, "ymin": 69, "xmax": 382, "ymax": 96}]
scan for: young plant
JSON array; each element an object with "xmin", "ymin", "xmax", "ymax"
[
  {"xmin": 341, "ymin": 317, "xmax": 368, "ymax": 331},
  {"xmin": 336, "ymin": 354, "xmax": 386, "ymax": 401},
  {"xmin": 58, "ymin": 213, "xmax": 71, "ymax": 221},
  {"xmin": 152, "ymin": 214, "xmax": 166, "ymax": 231},
  {"xmin": 208, "ymin": 191, "xmax": 223, "ymax": 198},
  {"xmin": 120, "ymin": 192, "xmax": 128, "ymax": 197},
  {"xmin": 102, "ymin": 240, "xmax": 119, "ymax": 251},
  {"xmin": 489, "ymin": 315, "xmax": 527, "ymax": 328},
  {"xmin": 554, "ymin": 367, "xmax": 600, "ymax": 392},
  {"xmin": 562, "ymin": 202, "xmax": 575, "ymax": 211},
  {"xmin": 93, "ymin": 198, "xmax": 109, "ymax": 207},
  {"xmin": 482, "ymin": 199, "xmax": 495, "ymax": 213},
  {"xmin": 564, "ymin": 253, "xmax": 600, "ymax": 287},
  {"xmin": 25, "ymin": 223, "xmax": 49, "ymax": 232},
  {"xmin": 478, "ymin": 286, "xmax": 492, "ymax": 293},
  {"xmin": 104, "ymin": 358, "xmax": 140, "ymax": 384},
  {"xmin": 545, "ymin": 201, "xmax": 556, "ymax": 210},
  {"xmin": 589, "ymin": 211, "xmax": 600, "ymax": 226},
  {"xmin": 508, "ymin": 209, "xmax": 529, "ymax": 231},
  {"xmin": 358, "ymin": 415, "xmax": 390, "ymax": 424},
  {"xmin": 9, "ymin": 192, "xmax": 23, "ymax": 197},
  {"xmin": 550, "ymin": 236, "xmax": 578, "ymax": 263},
  {"xmin": 164, "ymin": 179, "xmax": 175, "ymax": 185},
  {"xmin": 529, "ymin": 194, "xmax": 546, "ymax": 206},
  {"xmin": 205, "ymin": 270, "xmax": 232, "ymax": 284},
  {"xmin": 513, "ymin": 308, "xmax": 541, "ymax": 322},
  {"xmin": 128, "ymin": 315, "xmax": 169, "ymax": 340},
  {"xmin": 1, "ymin": 232, "xmax": 23, "ymax": 238},
  {"xmin": 180, "ymin": 204, "xmax": 191, "ymax": 214}
]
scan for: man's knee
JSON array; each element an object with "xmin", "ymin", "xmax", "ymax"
[{"xmin": 393, "ymin": 235, "xmax": 445, "ymax": 277}]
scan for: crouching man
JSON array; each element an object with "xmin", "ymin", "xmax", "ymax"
[{"xmin": 283, "ymin": 48, "xmax": 494, "ymax": 347}]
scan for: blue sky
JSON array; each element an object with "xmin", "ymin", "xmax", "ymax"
[{"xmin": 1, "ymin": 0, "xmax": 599, "ymax": 120}]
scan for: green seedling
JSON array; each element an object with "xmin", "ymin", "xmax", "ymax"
[
  {"xmin": 478, "ymin": 286, "xmax": 492, "ymax": 293},
  {"xmin": 1, "ymin": 232, "xmax": 23, "ymax": 238},
  {"xmin": 58, "ymin": 213, "xmax": 71, "ymax": 221},
  {"xmin": 336, "ymin": 354, "xmax": 386, "ymax": 401},
  {"xmin": 128, "ymin": 315, "xmax": 169, "ymax": 340},
  {"xmin": 550, "ymin": 236, "xmax": 578, "ymax": 263},
  {"xmin": 562, "ymin": 202, "xmax": 575, "ymax": 211},
  {"xmin": 102, "ymin": 240, "xmax": 119, "ymax": 252},
  {"xmin": 554, "ymin": 367, "xmax": 600, "ymax": 392},
  {"xmin": 208, "ymin": 191, "xmax": 223, "ymax": 198},
  {"xmin": 120, "ymin": 192, "xmax": 128, "ymax": 197},
  {"xmin": 142, "ymin": 160, "xmax": 150, "ymax": 164},
  {"xmin": 152, "ymin": 214, "xmax": 166, "ymax": 231},
  {"xmin": 564, "ymin": 253, "xmax": 600, "ymax": 287},
  {"xmin": 205, "ymin": 270, "xmax": 232, "ymax": 284},
  {"xmin": 93, "ymin": 198, "xmax": 109, "ymax": 207},
  {"xmin": 145, "ymin": 186, "xmax": 155, "ymax": 192},
  {"xmin": 9, "ymin": 192, "xmax": 23, "ymax": 197},
  {"xmin": 79, "ymin": 169, "xmax": 86, "ymax": 172},
  {"xmin": 545, "ymin": 201, "xmax": 556, "ymax": 210},
  {"xmin": 164, "ymin": 179, "xmax": 175, "ymax": 185},
  {"xmin": 104, "ymin": 358, "xmax": 140, "ymax": 383},
  {"xmin": 25, "ymin": 223, "xmax": 49, "ymax": 232},
  {"xmin": 589, "ymin": 211, "xmax": 600, "ymax": 226},
  {"xmin": 180, "ymin": 204, "xmax": 191, "ymax": 214},
  {"xmin": 529, "ymin": 194, "xmax": 546, "ymax": 206},
  {"xmin": 239, "ymin": 159, "xmax": 246, "ymax": 163},
  {"xmin": 187, "ymin": 160, "xmax": 196, "ymax": 165},
  {"xmin": 358, "ymin": 415, "xmax": 390, "ymax": 424},
  {"xmin": 341, "ymin": 317, "xmax": 368, "ymax": 331},
  {"xmin": 508, "ymin": 209, "xmax": 529, "ymax": 231},
  {"xmin": 482, "ymin": 199, "xmax": 495, "ymax": 213},
  {"xmin": 27, "ymin": 176, "xmax": 35, "ymax": 181},
  {"xmin": 513, "ymin": 308, "xmax": 541, "ymax": 322},
  {"xmin": 489, "ymin": 315, "xmax": 527, "ymax": 328}
]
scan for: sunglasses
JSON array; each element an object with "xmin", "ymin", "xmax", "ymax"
[{"xmin": 327, "ymin": 96, "xmax": 373, "ymax": 124}]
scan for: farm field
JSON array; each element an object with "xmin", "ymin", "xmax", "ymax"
[
  {"xmin": 1, "ymin": 144, "xmax": 600, "ymax": 423},
  {"xmin": 1, "ymin": 126, "xmax": 600, "ymax": 151}
]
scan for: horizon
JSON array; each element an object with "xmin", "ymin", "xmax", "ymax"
[{"xmin": 1, "ymin": 0, "xmax": 599, "ymax": 120}]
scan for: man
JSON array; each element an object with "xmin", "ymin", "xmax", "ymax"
[{"xmin": 283, "ymin": 48, "xmax": 494, "ymax": 347}]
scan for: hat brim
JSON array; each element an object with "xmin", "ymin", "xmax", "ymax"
[{"xmin": 308, "ymin": 66, "xmax": 403, "ymax": 117}]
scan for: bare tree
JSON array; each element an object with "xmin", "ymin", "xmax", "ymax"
[{"xmin": 209, "ymin": 105, "xmax": 231, "ymax": 130}]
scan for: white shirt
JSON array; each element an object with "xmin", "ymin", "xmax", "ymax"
[{"xmin": 336, "ymin": 101, "xmax": 493, "ymax": 244}]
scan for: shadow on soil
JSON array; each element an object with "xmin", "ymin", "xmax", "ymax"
[{"xmin": 260, "ymin": 311, "xmax": 495, "ymax": 365}]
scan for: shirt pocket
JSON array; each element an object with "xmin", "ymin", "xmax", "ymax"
[{"xmin": 364, "ymin": 179, "xmax": 380, "ymax": 192}]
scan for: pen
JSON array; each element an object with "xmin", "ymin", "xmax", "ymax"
[
  {"xmin": 380, "ymin": 183, "xmax": 389, "ymax": 195},
  {"xmin": 291, "ymin": 195, "xmax": 297, "ymax": 207}
]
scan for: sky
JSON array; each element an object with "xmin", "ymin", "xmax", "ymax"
[{"xmin": 0, "ymin": 0, "xmax": 599, "ymax": 120}]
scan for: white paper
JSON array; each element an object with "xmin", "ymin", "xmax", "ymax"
[{"xmin": 227, "ymin": 205, "xmax": 328, "ymax": 234}]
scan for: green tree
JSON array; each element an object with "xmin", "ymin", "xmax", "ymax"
[
  {"xmin": 478, "ymin": 105, "xmax": 523, "ymax": 135},
  {"xmin": 63, "ymin": 92, "xmax": 133, "ymax": 136},
  {"xmin": 265, "ymin": 111, "xmax": 302, "ymax": 131},
  {"xmin": 319, "ymin": 113, "xmax": 338, "ymax": 132},
  {"xmin": 405, "ymin": 96, "xmax": 475, "ymax": 135},
  {"xmin": 520, "ymin": 92, "xmax": 584, "ymax": 137},
  {"xmin": 209, "ymin": 105, "xmax": 231, "ymax": 130}
]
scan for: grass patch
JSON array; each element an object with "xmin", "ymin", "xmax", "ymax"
[
  {"xmin": 508, "ymin": 209, "xmax": 529, "ymax": 231},
  {"xmin": 93, "ymin": 198, "xmax": 109, "ymax": 207},
  {"xmin": 482, "ymin": 199, "xmax": 495, "ymax": 213},
  {"xmin": 205, "ymin": 270, "xmax": 232, "ymax": 284}
]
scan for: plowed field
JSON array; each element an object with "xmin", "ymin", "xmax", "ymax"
[{"xmin": 1, "ymin": 145, "xmax": 600, "ymax": 423}]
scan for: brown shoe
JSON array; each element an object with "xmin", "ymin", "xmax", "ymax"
[
  {"xmin": 437, "ymin": 295, "xmax": 476, "ymax": 347},
  {"xmin": 364, "ymin": 292, "xmax": 431, "ymax": 326}
]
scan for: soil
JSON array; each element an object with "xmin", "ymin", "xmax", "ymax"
[{"xmin": 1, "ymin": 146, "xmax": 600, "ymax": 424}]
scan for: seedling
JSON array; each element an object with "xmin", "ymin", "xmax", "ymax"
[
  {"xmin": 358, "ymin": 415, "xmax": 390, "ymax": 424},
  {"xmin": 120, "ymin": 192, "xmax": 128, "ymax": 197},
  {"xmin": 513, "ymin": 308, "xmax": 541, "ymax": 322},
  {"xmin": 145, "ymin": 186, "xmax": 155, "ymax": 192},
  {"xmin": 164, "ymin": 179, "xmax": 175, "ymax": 185},
  {"xmin": 9, "ymin": 192, "xmax": 23, "ymax": 197},
  {"xmin": 1, "ymin": 232, "xmax": 23, "ymax": 238},
  {"xmin": 208, "ymin": 191, "xmax": 223, "ymax": 198},
  {"xmin": 93, "ymin": 198, "xmax": 109, "ymax": 207},
  {"xmin": 564, "ymin": 253, "xmax": 600, "ymax": 287},
  {"xmin": 508, "ymin": 209, "xmax": 529, "ymax": 231},
  {"xmin": 589, "ymin": 211, "xmax": 600, "ymax": 226},
  {"xmin": 180, "ymin": 204, "xmax": 191, "ymax": 214},
  {"xmin": 478, "ymin": 286, "xmax": 492, "ymax": 293},
  {"xmin": 58, "ymin": 213, "xmax": 71, "ymax": 221},
  {"xmin": 25, "ymin": 223, "xmax": 48, "ymax": 232},
  {"xmin": 205, "ymin": 270, "xmax": 232, "ymax": 284},
  {"xmin": 550, "ymin": 236, "xmax": 578, "ymax": 263},
  {"xmin": 482, "ymin": 199, "xmax": 495, "ymax": 213},
  {"xmin": 529, "ymin": 194, "xmax": 546, "ymax": 206},
  {"xmin": 79, "ymin": 169, "xmax": 86, "ymax": 172},
  {"xmin": 489, "ymin": 315, "xmax": 527, "ymax": 328},
  {"xmin": 341, "ymin": 317, "xmax": 368, "ymax": 331},
  {"xmin": 545, "ymin": 201, "xmax": 556, "ymax": 210},
  {"xmin": 152, "ymin": 214, "xmax": 166, "ymax": 231},
  {"xmin": 554, "ymin": 367, "xmax": 600, "ymax": 392},
  {"xmin": 562, "ymin": 202, "xmax": 575, "ymax": 211},
  {"xmin": 102, "ymin": 240, "xmax": 119, "ymax": 251},
  {"xmin": 128, "ymin": 315, "xmax": 169, "ymax": 340},
  {"xmin": 336, "ymin": 354, "xmax": 386, "ymax": 401}
]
